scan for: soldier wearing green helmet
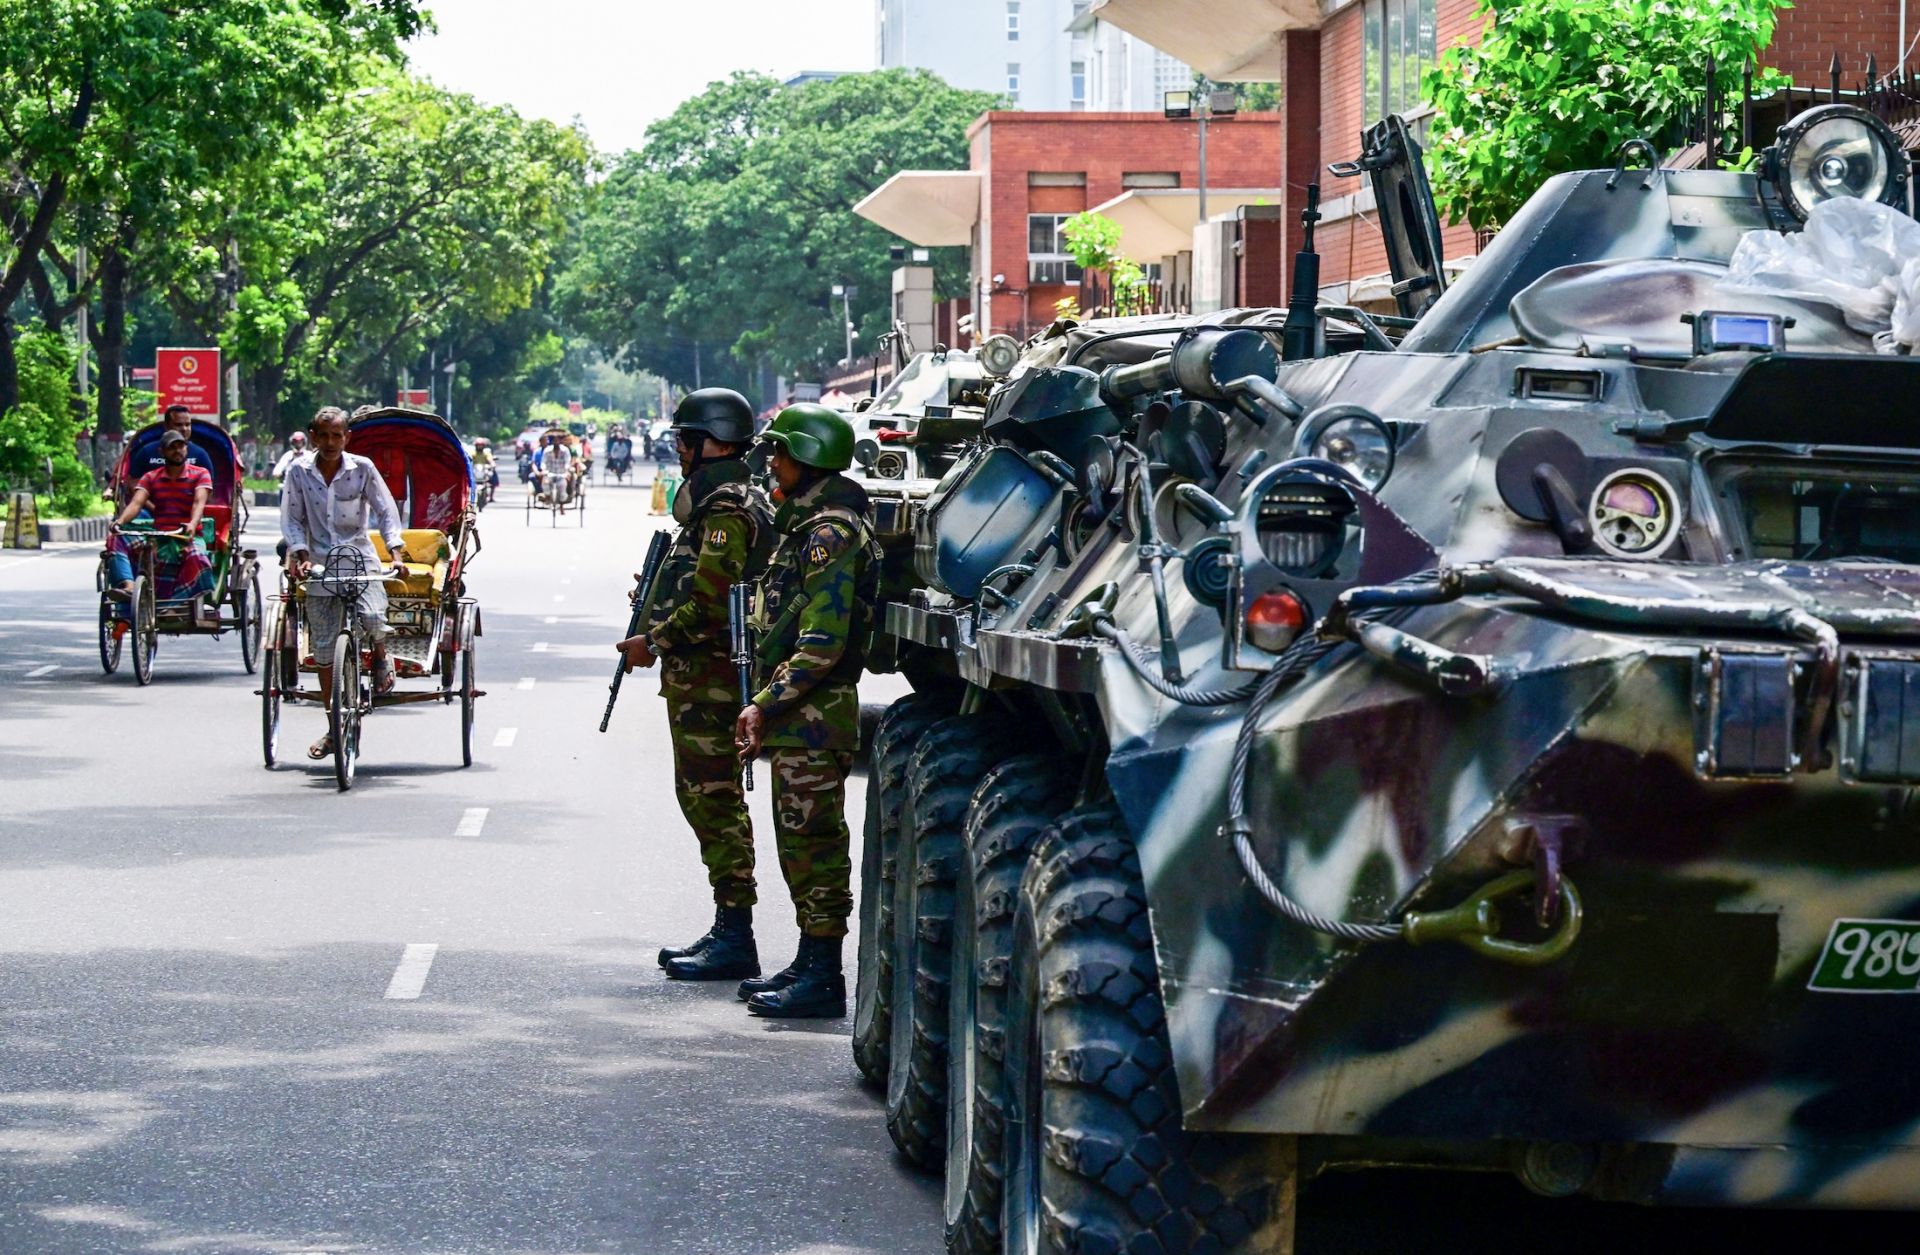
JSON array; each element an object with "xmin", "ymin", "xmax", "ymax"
[{"xmin": 732, "ymin": 401, "xmax": 879, "ymax": 1018}]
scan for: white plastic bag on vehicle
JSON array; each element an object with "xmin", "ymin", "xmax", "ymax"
[{"xmin": 1723, "ymin": 197, "xmax": 1920, "ymax": 345}]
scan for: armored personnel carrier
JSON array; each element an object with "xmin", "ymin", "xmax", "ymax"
[{"xmin": 852, "ymin": 102, "xmax": 1920, "ymax": 1253}]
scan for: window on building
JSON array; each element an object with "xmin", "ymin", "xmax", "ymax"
[
  {"xmin": 1027, "ymin": 213, "xmax": 1085, "ymax": 285},
  {"xmin": 1007, "ymin": 62, "xmax": 1020, "ymax": 102},
  {"xmin": 1007, "ymin": 1, "xmax": 1020, "ymax": 40},
  {"xmin": 1121, "ymin": 171, "xmax": 1180, "ymax": 189},
  {"xmin": 1362, "ymin": 0, "xmax": 1438, "ymax": 125},
  {"xmin": 1071, "ymin": 60, "xmax": 1087, "ymax": 108},
  {"xmin": 1028, "ymin": 171, "xmax": 1087, "ymax": 187}
]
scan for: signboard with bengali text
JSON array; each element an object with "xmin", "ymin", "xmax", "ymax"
[
  {"xmin": 155, "ymin": 348, "xmax": 221, "ymax": 420},
  {"xmin": 397, "ymin": 389, "xmax": 431, "ymax": 408}
]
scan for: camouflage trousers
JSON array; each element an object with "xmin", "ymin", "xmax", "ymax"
[
  {"xmin": 667, "ymin": 700, "xmax": 756, "ymax": 909},
  {"xmin": 768, "ymin": 747, "xmax": 856, "ymax": 938}
]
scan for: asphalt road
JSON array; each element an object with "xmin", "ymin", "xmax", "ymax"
[
  {"xmin": 0, "ymin": 476, "xmax": 1912, "ymax": 1255},
  {"xmin": 0, "ymin": 476, "xmax": 933, "ymax": 1255}
]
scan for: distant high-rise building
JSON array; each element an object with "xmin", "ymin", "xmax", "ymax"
[{"xmin": 876, "ymin": 0, "xmax": 1186, "ymax": 111}]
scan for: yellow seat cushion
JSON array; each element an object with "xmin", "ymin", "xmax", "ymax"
[{"xmin": 370, "ymin": 529, "xmax": 449, "ymax": 597}]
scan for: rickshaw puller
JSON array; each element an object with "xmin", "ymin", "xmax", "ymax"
[
  {"xmin": 282, "ymin": 406, "xmax": 409, "ymax": 760},
  {"xmin": 105, "ymin": 429, "xmax": 213, "ymax": 614}
]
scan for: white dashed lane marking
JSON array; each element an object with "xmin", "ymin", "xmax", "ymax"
[
  {"xmin": 531, "ymin": 642, "xmax": 549, "ymax": 653},
  {"xmin": 454, "ymin": 807, "xmax": 489, "ymax": 837},
  {"xmin": 516, "ymin": 677, "xmax": 535, "ymax": 691},
  {"xmin": 383, "ymin": 943, "xmax": 439, "ymax": 1000},
  {"xmin": 492, "ymin": 728, "xmax": 518, "ymax": 748},
  {"xmin": 543, "ymin": 616, "xmax": 557, "ymax": 624},
  {"xmin": 25, "ymin": 664, "xmax": 58, "ymax": 678}
]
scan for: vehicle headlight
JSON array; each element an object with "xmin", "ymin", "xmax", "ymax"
[
  {"xmin": 1292, "ymin": 404, "xmax": 1396, "ymax": 492},
  {"xmin": 1769, "ymin": 104, "xmax": 1910, "ymax": 221}
]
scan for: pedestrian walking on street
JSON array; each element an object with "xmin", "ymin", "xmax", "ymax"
[
  {"xmin": 617, "ymin": 388, "xmax": 772, "ymax": 982},
  {"xmin": 732, "ymin": 403, "xmax": 878, "ymax": 1019}
]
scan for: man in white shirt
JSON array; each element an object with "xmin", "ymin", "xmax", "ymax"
[
  {"xmin": 539, "ymin": 429, "xmax": 573, "ymax": 512},
  {"xmin": 281, "ymin": 407, "xmax": 407, "ymax": 760},
  {"xmin": 271, "ymin": 431, "xmax": 307, "ymax": 479}
]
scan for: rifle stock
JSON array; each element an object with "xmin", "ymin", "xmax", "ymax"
[{"xmin": 599, "ymin": 530, "xmax": 672, "ymax": 732}]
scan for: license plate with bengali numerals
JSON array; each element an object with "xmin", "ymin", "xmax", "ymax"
[{"xmin": 1808, "ymin": 918, "xmax": 1920, "ymax": 994}]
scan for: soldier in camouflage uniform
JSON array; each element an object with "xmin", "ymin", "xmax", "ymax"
[
  {"xmin": 617, "ymin": 388, "xmax": 772, "ymax": 982},
  {"xmin": 734, "ymin": 403, "xmax": 878, "ymax": 1018}
]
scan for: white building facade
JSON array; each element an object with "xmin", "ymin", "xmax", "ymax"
[{"xmin": 876, "ymin": 0, "xmax": 1186, "ymax": 112}]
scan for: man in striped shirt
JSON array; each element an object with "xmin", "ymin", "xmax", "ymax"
[{"xmin": 106, "ymin": 429, "xmax": 214, "ymax": 608}]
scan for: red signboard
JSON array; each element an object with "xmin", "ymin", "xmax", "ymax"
[
  {"xmin": 397, "ymin": 388, "xmax": 431, "ymax": 408},
  {"xmin": 155, "ymin": 348, "xmax": 221, "ymax": 419}
]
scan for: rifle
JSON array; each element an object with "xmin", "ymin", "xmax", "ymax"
[
  {"xmin": 729, "ymin": 581, "xmax": 756, "ymax": 791},
  {"xmin": 599, "ymin": 530, "xmax": 673, "ymax": 732}
]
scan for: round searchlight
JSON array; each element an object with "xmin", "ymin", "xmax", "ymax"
[{"xmin": 1768, "ymin": 104, "xmax": 1910, "ymax": 221}]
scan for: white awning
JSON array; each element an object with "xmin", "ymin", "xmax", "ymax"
[
  {"xmin": 1088, "ymin": 0, "xmax": 1321, "ymax": 82},
  {"xmin": 1088, "ymin": 188, "xmax": 1285, "ymax": 262},
  {"xmin": 852, "ymin": 171, "xmax": 982, "ymax": 247}
]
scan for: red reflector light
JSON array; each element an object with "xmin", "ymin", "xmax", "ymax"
[{"xmin": 1245, "ymin": 590, "xmax": 1307, "ymax": 653}]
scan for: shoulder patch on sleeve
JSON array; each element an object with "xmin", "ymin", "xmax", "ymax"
[{"xmin": 803, "ymin": 521, "xmax": 852, "ymax": 570}]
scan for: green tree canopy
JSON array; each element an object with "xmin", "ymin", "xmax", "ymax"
[
  {"xmin": 0, "ymin": 0, "xmax": 422, "ymax": 415},
  {"xmin": 557, "ymin": 69, "xmax": 998, "ymax": 395},
  {"xmin": 1424, "ymin": 0, "xmax": 1791, "ymax": 230},
  {"xmin": 192, "ymin": 63, "xmax": 591, "ymax": 431}
]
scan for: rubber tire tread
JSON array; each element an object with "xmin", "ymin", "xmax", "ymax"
[
  {"xmin": 1020, "ymin": 805, "xmax": 1287, "ymax": 1254},
  {"xmin": 887, "ymin": 711, "xmax": 1025, "ymax": 1168},
  {"xmin": 944, "ymin": 755, "xmax": 1073, "ymax": 1255},
  {"xmin": 853, "ymin": 690, "xmax": 955, "ymax": 1089}
]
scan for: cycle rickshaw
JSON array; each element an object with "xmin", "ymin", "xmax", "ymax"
[
  {"xmin": 526, "ymin": 451, "xmax": 586, "ymax": 526},
  {"xmin": 98, "ymin": 420, "xmax": 263, "ymax": 684},
  {"xmin": 604, "ymin": 432, "xmax": 634, "ymax": 484},
  {"xmin": 257, "ymin": 408, "xmax": 484, "ymax": 790}
]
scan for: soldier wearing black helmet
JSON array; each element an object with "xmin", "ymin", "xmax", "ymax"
[
  {"xmin": 731, "ymin": 402, "xmax": 879, "ymax": 1018},
  {"xmin": 617, "ymin": 387, "xmax": 773, "ymax": 982}
]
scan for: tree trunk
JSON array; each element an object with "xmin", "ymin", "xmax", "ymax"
[
  {"xmin": 93, "ymin": 245, "xmax": 128, "ymax": 440},
  {"xmin": 0, "ymin": 315, "xmax": 17, "ymax": 416},
  {"xmin": 252, "ymin": 361, "xmax": 286, "ymax": 435}
]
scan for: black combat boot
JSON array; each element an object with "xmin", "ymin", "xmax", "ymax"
[
  {"xmin": 746, "ymin": 934, "xmax": 845, "ymax": 1018},
  {"xmin": 736, "ymin": 944, "xmax": 803, "ymax": 1001},
  {"xmin": 663, "ymin": 906, "xmax": 760, "ymax": 981},
  {"xmin": 657, "ymin": 904, "xmax": 735, "ymax": 969}
]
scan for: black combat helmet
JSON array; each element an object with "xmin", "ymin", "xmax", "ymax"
[{"xmin": 670, "ymin": 388, "xmax": 755, "ymax": 447}]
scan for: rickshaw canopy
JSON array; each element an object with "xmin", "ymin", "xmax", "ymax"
[
  {"xmin": 346, "ymin": 408, "xmax": 473, "ymax": 533},
  {"xmin": 119, "ymin": 419, "xmax": 242, "ymax": 508}
]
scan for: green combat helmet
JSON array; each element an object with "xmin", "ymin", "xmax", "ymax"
[{"xmin": 761, "ymin": 403, "xmax": 854, "ymax": 471}]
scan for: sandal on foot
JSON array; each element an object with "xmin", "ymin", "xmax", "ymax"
[
  {"xmin": 374, "ymin": 661, "xmax": 396, "ymax": 695},
  {"xmin": 308, "ymin": 734, "xmax": 334, "ymax": 760}
]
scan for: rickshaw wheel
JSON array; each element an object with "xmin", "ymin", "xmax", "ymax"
[
  {"xmin": 131, "ymin": 577, "xmax": 156, "ymax": 686},
  {"xmin": 98, "ymin": 589, "xmax": 122, "ymax": 675},
  {"xmin": 330, "ymin": 633, "xmax": 359, "ymax": 791},
  {"xmin": 459, "ymin": 617, "xmax": 477, "ymax": 767},
  {"xmin": 261, "ymin": 642, "xmax": 282, "ymax": 768},
  {"xmin": 238, "ymin": 568, "xmax": 263, "ymax": 674},
  {"xmin": 524, "ymin": 495, "xmax": 532, "ymax": 527}
]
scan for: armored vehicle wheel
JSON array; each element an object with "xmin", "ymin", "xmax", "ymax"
[
  {"xmin": 887, "ymin": 711, "xmax": 1025, "ymax": 1168},
  {"xmin": 854, "ymin": 691, "xmax": 957, "ymax": 1090},
  {"xmin": 1002, "ymin": 805, "xmax": 1291, "ymax": 1255},
  {"xmin": 944, "ymin": 755, "xmax": 1073, "ymax": 1255}
]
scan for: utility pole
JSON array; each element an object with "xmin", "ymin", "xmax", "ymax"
[{"xmin": 692, "ymin": 339, "xmax": 702, "ymax": 390}]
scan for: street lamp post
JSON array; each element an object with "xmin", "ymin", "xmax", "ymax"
[
  {"xmin": 831, "ymin": 283, "xmax": 857, "ymax": 364},
  {"xmin": 1163, "ymin": 88, "xmax": 1239, "ymax": 230}
]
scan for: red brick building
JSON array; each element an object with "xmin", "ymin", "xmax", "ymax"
[
  {"xmin": 858, "ymin": 111, "xmax": 1284, "ymax": 338},
  {"xmin": 1097, "ymin": 0, "xmax": 1907, "ymax": 305}
]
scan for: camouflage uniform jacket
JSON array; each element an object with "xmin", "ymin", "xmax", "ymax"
[
  {"xmin": 750, "ymin": 472, "xmax": 878, "ymax": 752},
  {"xmin": 649, "ymin": 459, "xmax": 771, "ymax": 706}
]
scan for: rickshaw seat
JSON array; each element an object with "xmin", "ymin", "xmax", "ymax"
[
  {"xmin": 202, "ymin": 504, "xmax": 232, "ymax": 551},
  {"xmin": 370, "ymin": 528, "xmax": 449, "ymax": 597}
]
